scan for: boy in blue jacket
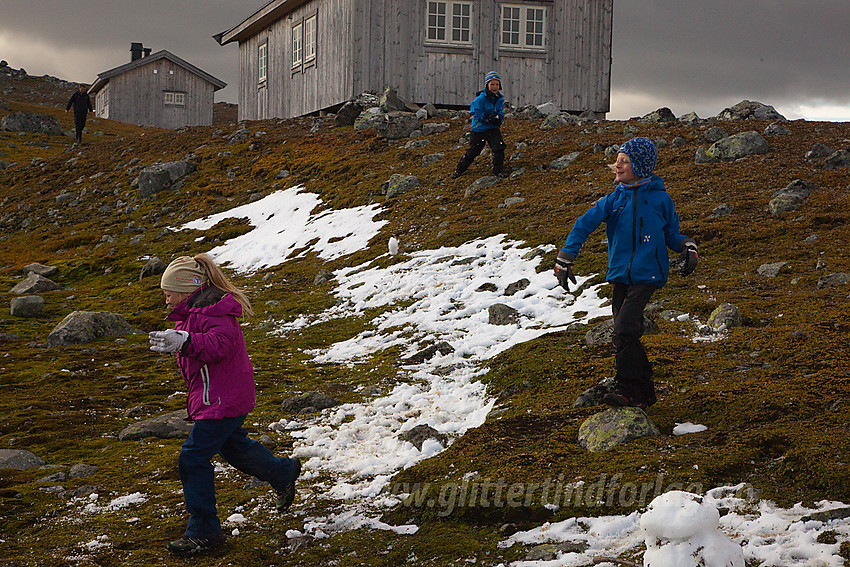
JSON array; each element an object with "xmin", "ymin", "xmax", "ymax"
[
  {"xmin": 554, "ymin": 137, "xmax": 698, "ymax": 409},
  {"xmin": 452, "ymin": 71, "xmax": 507, "ymax": 179}
]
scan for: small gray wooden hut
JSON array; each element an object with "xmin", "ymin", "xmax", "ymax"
[
  {"xmin": 89, "ymin": 43, "xmax": 226, "ymax": 129},
  {"xmin": 215, "ymin": 0, "xmax": 613, "ymax": 121}
]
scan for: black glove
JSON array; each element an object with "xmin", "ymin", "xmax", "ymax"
[
  {"xmin": 483, "ymin": 113, "xmax": 502, "ymax": 126},
  {"xmin": 678, "ymin": 240, "xmax": 698, "ymax": 276},
  {"xmin": 554, "ymin": 250, "xmax": 577, "ymax": 291}
]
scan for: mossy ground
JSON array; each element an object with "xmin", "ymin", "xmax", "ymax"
[{"xmin": 1, "ymin": 84, "xmax": 849, "ymax": 565}]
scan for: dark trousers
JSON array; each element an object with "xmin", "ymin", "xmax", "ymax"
[
  {"xmin": 455, "ymin": 129, "xmax": 506, "ymax": 175},
  {"xmin": 179, "ymin": 415, "xmax": 299, "ymax": 538},
  {"xmin": 611, "ymin": 283, "xmax": 657, "ymax": 404},
  {"xmin": 74, "ymin": 115, "xmax": 87, "ymax": 143}
]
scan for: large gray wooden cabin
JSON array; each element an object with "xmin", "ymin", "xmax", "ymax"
[
  {"xmin": 215, "ymin": 0, "xmax": 613, "ymax": 121},
  {"xmin": 89, "ymin": 44, "xmax": 226, "ymax": 129}
]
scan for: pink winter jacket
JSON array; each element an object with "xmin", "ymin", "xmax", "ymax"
[{"xmin": 168, "ymin": 286, "xmax": 256, "ymax": 420}]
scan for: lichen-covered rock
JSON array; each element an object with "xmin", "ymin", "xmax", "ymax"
[
  {"xmin": 118, "ymin": 409, "xmax": 193, "ymax": 441},
  {"xmin": 46, "ymin": 311, "xmax": 139, "ymax": 347},
  {"xmin": 10, "ymin": 295, "xmax": 44, "ymax": 317},
  {"xmin": 488, "ymin": 303, "xmax": 520, "ymax": 325},
  {"xmin": 399, "ymin": 424, "xmax": 447, "ymax": 451},
  {"xmin": 382, "ymin": 174, "xmax": 420, "ymax": 199},
  {"xmin": 280, "ymin": 391, "xmax": 341, "ymax": 414},
  {"xmin": 10, "ymin": 272, "xmax": 61, "ymax": 294},
  {"xmin": 23, "ymin": 262, "xmax": 58, "ymax": 277},
  {"xmin": 548, "ymin": 151, "xmax": 581, "ymax": 170},
  {"xmin": 0, "ymin": 112, "xmax": 63, "ymax": 135},
  {"xmin": 707, "ymin": 131, "xmax": 771, "ymax": 160},
  {"xmin": 717, "ymin": 100, "xmax": 785, "ymax": 121},
  {"xmin": 0, "ymin": 449, "xmax": 45, "ymax": 470},
  {"xmin": 707, "ymin": 303, "xmax": 742, "ymax": 332},
  {"xmin": 578, "ymin": 407, "xmax": 660, "ymax": 452}
]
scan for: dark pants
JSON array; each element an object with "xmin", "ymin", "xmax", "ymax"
[
  {"xmin": 611, "ymin": 283, "xmax": 657, "ymax": 405},
  {"xmin": 455, "ymin": 129, "xmax": 506, "ymax": 175},
  {"xmin": 74, "ymin": 115, "xmax": 87, "ymax": 144},
  {"xmin": 179, "ymin": 416, "xmax": 299, "ymax": 538}
]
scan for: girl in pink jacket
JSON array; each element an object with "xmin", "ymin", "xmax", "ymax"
[{"xmin": 150, "ymin": 254, "xmax": 300, "ymax": 556}]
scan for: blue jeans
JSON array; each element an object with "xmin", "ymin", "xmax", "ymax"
[{"xmin": 179, "ymin": 415, "xmax": 300, "ymax": 538}]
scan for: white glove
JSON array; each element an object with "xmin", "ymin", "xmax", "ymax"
[{"xmin": 149, "ymin": 329, "xmax": 189, "ymax": 353}]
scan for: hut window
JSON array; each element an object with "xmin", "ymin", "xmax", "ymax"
[
  {"xmin": 304, "ymin": 15, "xmax": 317, "ymax": 64},
  {"xmin": 427, "ymin": 1, "xmax": 472, "ymax": 45},
  {"xmin": 258, "ymin": 41, "xmax": 268, "ymax": 83},
  {"xmin": 164, "ymin": 91, "xmax": 185, "ymax": 106},
  {"xmin": 292, "ymin": 22, "xmax": 303, "ymax": 69},
  {"xmin": 500, "ymin": 4, "xmax": 547, "ymax": 50}
]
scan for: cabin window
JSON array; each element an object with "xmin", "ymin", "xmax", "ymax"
[
  {"xmin": 426, "ymin": 1, "xmax": 473, "ymax": 46},
  {"xmin": 500, "ymin": 4, "xmax": 547, "ymax": 50},
  {"xmin": 164, "ymin": 91, "xmax": 185, "ymax": 106},
  {"xmin": 258, "ymin": 41, "xmax": 268, "ymax": 83},
  {"xmin": 292, "ymin": 22, "xmax": 303, "ymax": 69},
  {"xmin": 304, "ymin": 15, "xmax": 317, "ymax": 64}
]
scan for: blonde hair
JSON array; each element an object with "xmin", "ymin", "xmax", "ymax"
[{"xmin": 193, "ymin": 253, "xmax": 254, "ymax": 317}]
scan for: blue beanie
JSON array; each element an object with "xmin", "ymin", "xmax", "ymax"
[
  {"xmin": 484, "ymin": 71, "xmax": 501, "ymax": 89},
  {"xmin": 618, "ymin": 137, "xmax": 657, "ymax": 178}
]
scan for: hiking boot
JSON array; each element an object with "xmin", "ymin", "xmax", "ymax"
[
  {"xmin": 275, "ymin": 458, "xmax": 301, "ymax": 512},
  {"xmin": 602, "ymin": 391, "xmax": 649, "ymax": 410},
  {"xmin": 451, "ymin": 170, "xmax": 463, "ymax": 179},
  {"xmin": 167, "ymin": 533, "xmax": 226, "ymax": 556}
]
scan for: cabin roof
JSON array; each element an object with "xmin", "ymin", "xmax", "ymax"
[
  {"xmin": 89, "ymin": 50, "xmax": 227, "ymax": 94},
  {"xmin": 214, "ymin": 0, "xmax": 312, "ymax": 46}
]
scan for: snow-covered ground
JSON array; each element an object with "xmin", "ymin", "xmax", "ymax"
[{"xmin": 105, "ymin": 185, "xmax": 848, "ymax": 564}]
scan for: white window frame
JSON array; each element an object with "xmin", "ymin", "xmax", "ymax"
[
  {"xmin": 292, "ymin": 21, "xmax": 303, "ymax": 70},
  {"xmin": 258, "ymin": 41, "xmax": 268, "ymax": 83},
  {"xmin": 426, "ymin": 1, "xmax": 473, "ymax": 46},
  {"xmin": 164, "ymin": 91, "xmax": 185, "ymax": 106},
  {"xmin": 304, "ymin": 15, "xmax": 317, "ymax": 64},
  {"xmin": 500, "ymin": 3, "xmax": 548, "ymax": 51}
]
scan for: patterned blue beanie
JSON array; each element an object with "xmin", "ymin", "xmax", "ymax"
[
  {"xmin": 484, "ymin": 71, "xmax": 501, "ymax": 89},
  {"xmin": 619, "ymin": 137, "xmax": 657, "ymax": 178}
]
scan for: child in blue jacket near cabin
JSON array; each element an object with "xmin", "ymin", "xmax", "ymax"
[
  {"xmin": 452, "ymin": 71, "xmax": 507, "ymax": 179},
  {"xmin": 554, "ymin": 138, "xmax": 699, "ymax": 409}
]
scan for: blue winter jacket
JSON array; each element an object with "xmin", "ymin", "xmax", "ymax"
[
  {"xmin": 561, "ymin": 175, "xmax": 689, "ymax": 287},
  {"xmin": 470, "ymin": 90, "xmax": 505, "ymax": 132}
]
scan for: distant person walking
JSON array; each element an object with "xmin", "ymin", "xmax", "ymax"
[
  {"xmin": 452, "ymin": 71, "xmax": 507, "ymax": 179},
  {"xmin": 65, "ymin": 84, "xmax": 93, "ymax": 144},
  {"xmin": 149, "ymin": 254, "xmax": 301, "ymax": 556}
]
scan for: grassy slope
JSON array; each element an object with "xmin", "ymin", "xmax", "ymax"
[{"xmin": 0, "ymin": 83, "xmax": 849, "ymax": 566}]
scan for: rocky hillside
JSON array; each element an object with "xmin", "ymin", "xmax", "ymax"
[{"xmin": 1, "ymin": 63, "xmax": 849, "ymax": 566}]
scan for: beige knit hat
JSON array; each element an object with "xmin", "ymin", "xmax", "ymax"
[{"xmin": 160, "ymin": 256, "xmax": 207, "ymax": 292}]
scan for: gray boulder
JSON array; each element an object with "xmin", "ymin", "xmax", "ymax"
[
  {"xmin": 10, "ymin": 296, "xmax": 44, "ymax": 317},
  {"xmin": 536, "ymin": 101, "xmax": 561, "ymax": 116},
  {"xmin": 11, "ymin": 272, "xmax": 61, "ymax": 294},
  {"xmin": 585, "ymin": 317, "xmax": 658, "ymax": 346},
  {"xmin": 281, "ymin": 391, "xmax": 341, "ymax": 414},
  {"xmin": 0, "ymin": 449, "xmax": 45, "ymax": 470},
  {"xmin": 768, "ymin": 179, "xmax": 816, "ymax": 217},
  {"xmin": 139, "ymin": 256, "xmax": 167, "ymax": 280},
  {"xmin": 464, "ymin": 176, "xmax": 500, "ymax": 198},
  {"xmin": 138, "ymin": 160, "xmax": 197, "ymax": 199},
  {"xmin": 504, "ymin": 279, "xmax": 530, "ymax": 296},
  {"xmin": 578, "ymin": 407, "xmax": 660, "ymax": 452},
  {"xmin": 704, "ymin": 127, "xmax": 729, "ymax": 143},
  {"xmin": 119, "ymin": 409, "xmax": 193, "ymax": 441},
  {"xmin": 823, "ymin": 150, "xmax": 850, "ymax": 170},
  {"xmin": 46, "ymin": 311, "xmax": 138, "ymax": 347},
  {"xmin": 717, "ymin": 100, "xmax": 786, "ymax": 121},
  {"xmin": 757, "ymin": 262, "xmax": 789, "ymax": 278},
  {"xmin": 706, "ymin": 131, "xmax": 771, "ymax": 161},
  {"xmin": 540, "ymin": 113, "xmax": 578, "ymax": 130},
  {"xmin": 354, "ymin": 109, "xmax": 421, "ymax": 140},
  {"xmin": 805, "ymin": 143, "xmax": 835, "ymax": 159},
  {"xmin": 422, "ymin": 122, "xmax": 450, "ymax": 136},
  {"xmin": 548, "ymin": 151, "xmax": 581, "ymax": 170},
  {"xmin": 400, "ymin": 341, "xmax": 454, "ymax": 365},
  {"xmin": 511, "ymin": 105, "xmax": 544, "ymax": 121},
  {"xmin": 709, "ymin": 203, "xmax": 733, "ymax": 218},
  {"xmin": 817, "ymin": 273, "xmax": 850, "ymax": 289},
  {"xmin": 379, "ymin": 87, "xmax": 419, "ymax": 113},
  {"xmin": 23, "ymin": 262, "xmax": 58, "ymax": 277},
  {"xmin": 422, "ymin": 153, "xmax": 444, "ymax": 167},
  {"xmin": 0, "ymin": 112, "xmax": 63, "ymax": 135},
  {"xmin": 313, "ymin": 269, "xmax": 334, "ymax": 285},
  {"xmin": 69, "ymin": 463, "xmax": 98, "ymax": 479},
  {"xmin": 335, "ymin": 100, "xmax": 368, "ymax": 127},
  {"xmin": 641, "ymin": 107, "xmax": 676, "ymax": 124},
  {"xmin": 399, "ymin": 424, "xmax": 447, "ymax": 451},
  {"xmin": 764, "ymin": 122, "xmax": 791, "ymax": 136},
  {"xmin": 695, "ymin": 148, "xmax": 720, "ymax": 164},
  {"xmin": 678, "ymin": 112, "xmax": 702, "ymax": 124},
  {"xmin": 707, "ymin": 303, "xmax": 742, "ymax": 332},
  {"xmin": 489, "ymin": 303, "xmax": 520, "ymax": 325},
  {"xmin": 227, "ymin": 127, "xmax": 250, "ymax": 144},
  {"xmin": 382, "ymin": 174, "xmax": 420, "ymax": 199}
]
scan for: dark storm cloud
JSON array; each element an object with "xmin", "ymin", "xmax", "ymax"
[{"xmin": 1, "ymin": 1, "xmax": 848, "ymax": 118}]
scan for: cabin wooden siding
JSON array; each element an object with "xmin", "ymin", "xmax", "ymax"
[
  {"xmin": 101, "ymin": 60, "xmax": 216, "ymax": 128},
  {"xmin": 230, "ymin": 0, "xmax": 612, "ymax": 120}
]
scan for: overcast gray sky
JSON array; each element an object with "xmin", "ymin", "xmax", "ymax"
[{"xmin": 1, "ymin": 1, "xmax": 848, "ymax": 120}]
